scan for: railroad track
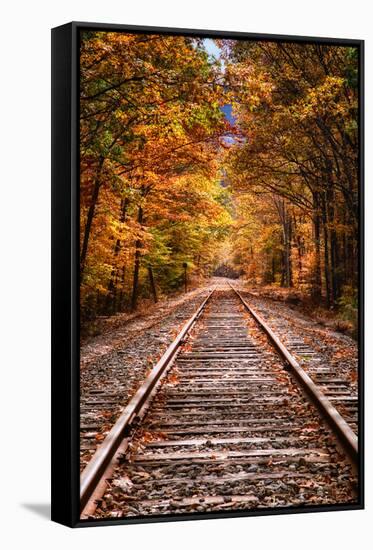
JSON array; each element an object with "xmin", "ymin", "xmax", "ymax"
[
  {"xmin": 80, "ymin": 282, "xmax": 359, "ymax": 520},
  {"xmin": 79, "ymin": 293, "xmax": 210, "ymax": 472},
  {"xmin": 237, "ymin": 290, "xmax": 359, "ymax": 435}
]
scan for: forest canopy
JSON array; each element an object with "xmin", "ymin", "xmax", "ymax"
[{"xmin": 79, "ymin": 32, "xmax": 359, "ymax": 331}]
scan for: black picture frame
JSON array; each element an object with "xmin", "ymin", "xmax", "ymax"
[{"xmin": 51, "ymin": 21, "xmax": 364, "ymax": 528}]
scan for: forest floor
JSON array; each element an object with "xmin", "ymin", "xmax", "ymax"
[
  {"xmin": 243, "ymin": 284, "xmax": 358, "ymax": 339},
  {"xmin": 81, "ymin": 282, "xmax": 211, "ymax": 369},
  {"xmin": 236, "ymin": 280, "xmax": 358, "ymax": 394}
]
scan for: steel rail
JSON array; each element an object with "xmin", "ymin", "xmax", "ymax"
[
  {"xmin": 229, "ymin": 283, "xmax": 358, "ymax": 465},
  {"xmin": 80, "ymin": 287, "xmax": 215, "ymax": 512}
]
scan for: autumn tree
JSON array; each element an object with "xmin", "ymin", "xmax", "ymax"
[
  {"xmin": 80, "ymin": 32, "xmax": 231, "ymax": 321},
  {"xmin": 223, "ymin": 41, "xmax": 359, "ymax": 308}
]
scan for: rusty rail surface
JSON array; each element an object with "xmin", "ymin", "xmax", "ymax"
[
  {"xmin": 80, "ymin": 287, "xmax": 215, "ymax": 512},
  {"xmin": 229, "ymin": 283, "xmax": 358, "ymax": 465}
]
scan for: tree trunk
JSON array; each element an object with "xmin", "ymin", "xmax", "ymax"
[
  {"xmin": 311, "ymin": 193, "xmax": 322, "ymax": 302},
  {"xmin": 287, "ymin": 214, "xmax": 293, "ymax": 287},
  {"xmin": 280, "ymin": 250, "xmax": 285, "ymax": 287},
  {"xmin": 321, "ymin": 195, "xmax": 331, "ymax": 307},
  {"xmin": 106, "ymin": 198, "xmax": 129, "ymax": 312},
  {"xmin": 341, "ymin": 209, "xmax": 347, "ymax": 289},
  {"xmin": 327, "ymin": 187, "xmax": 341, "ymax": 304},
  {"xmin": 118, "ymin": 265, "xmax": 127, "ymax": 310},
  {"xmin": 80, "ymin": 157, "xmax": 104, "ymax": 278},
  {"xmin": 148, "ymin": 266, "xmax": 158, "ymax": 303},
  {"xmin": 296, "ymin": 235, "xmax": 303, "ymax": 285},
  {"xmin": 281, "ymin": 206, "xmax": 292, "ymax": 288},
  {"xmin": 130, "ymin": 205, "xmax": 143, "ymax": 311},
  {"xmin": 330, "ymin": 227, "xmax": 340, "ymax": 303}
]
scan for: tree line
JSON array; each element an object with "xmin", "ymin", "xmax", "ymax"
[
  {"xmin": 80, "ymin": 32, "xmax": 359, "ymax": 329},
  {"xmin": 80, "ymin": 31, "xmax": 232, "ymax": 323},
  {"xmin": 223, "ymin": 41, "xmax": 359, "ymax": 314}
]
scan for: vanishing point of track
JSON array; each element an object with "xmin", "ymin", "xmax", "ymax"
[{"xmin": 80, "ymin": 281, "xmax": 359, "ymax": 519}]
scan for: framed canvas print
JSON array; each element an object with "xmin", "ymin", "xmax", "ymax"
[{"xmin": 51, "ymin": 21, "xmax": 364, "ymax": 527}]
